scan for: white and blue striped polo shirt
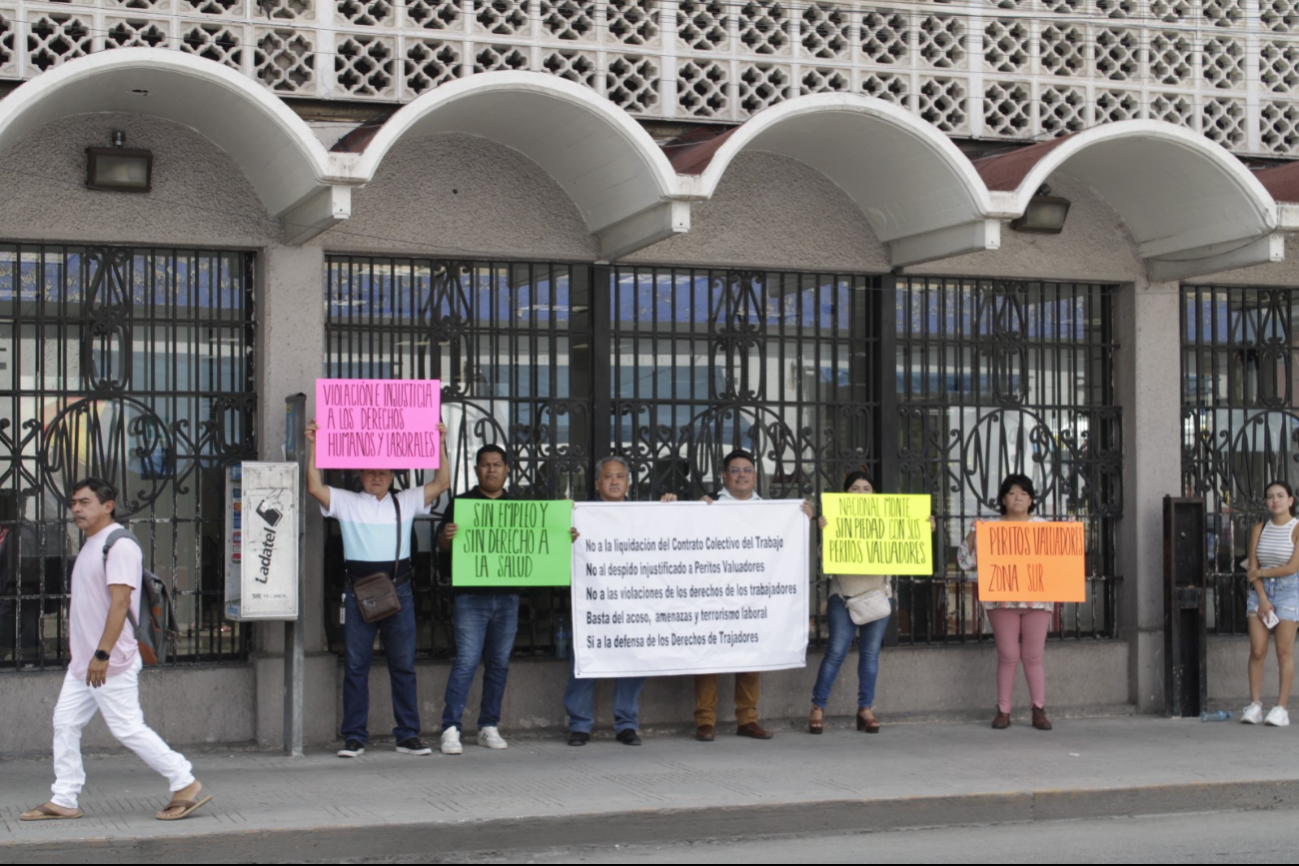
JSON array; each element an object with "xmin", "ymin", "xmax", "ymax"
[{"xmin": 322, "ymin": 486, "xmax": 430, "ymax": 568}]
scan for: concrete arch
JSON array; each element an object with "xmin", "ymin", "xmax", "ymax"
[
  {"xmin": 356, "ymin": 72, "xmax": 682, "ymax": 259},
  {"xmin": 976, "ymin": 121, "xmax": 1280, "ymax": 279},
  {"xmin": 672, "ymin": 94, "xmax": 998, "ymax": 266},
  {"xmin": 0, "ymin": 49, "xmax": 340, "ymax": 234}
]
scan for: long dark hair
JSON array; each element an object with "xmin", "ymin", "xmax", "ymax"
[
  {"xmin": 1265, "ymin": 480, "xmax": 1297, "ymax": 517},
  {"xmin": 997, "ymin": 474, "xmax": 1036, "ymax": 515}
]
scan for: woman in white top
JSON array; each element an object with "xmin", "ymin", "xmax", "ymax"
[
  {"xmin": 1241, "ymin": 480, "xmax": 1299, "ymax": 727},
  {"xmin": 958, "ymin": 473, "xmax": 1054, "ymax": 731}
]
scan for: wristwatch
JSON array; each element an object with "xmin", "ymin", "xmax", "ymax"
[{"xmin": 93, "ymin": 649, "xmax": 110, "ymax": 662}]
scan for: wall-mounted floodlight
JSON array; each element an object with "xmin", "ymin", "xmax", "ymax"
[
  {"xmin": 1010, "ymin": 185, "xmax": 1070, "ymax": 234},
  {"xmin": 86, "ymin": 130, "xmax": 152, "ymax": 193}
]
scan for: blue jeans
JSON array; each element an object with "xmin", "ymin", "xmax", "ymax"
[
  {"xmin": 341, "ymin": 581, "xmax": 420, "ymax": 743},
  {"xmin": 563, "ymin": 653, "xmax": 646, "ymax": 734},
  {"xmin": 441, "ymin": 593, "xmax": 519, "ymax": 731},
  {"xmin": 1248, "ymin": 576, "xmax": 1299, "ymax": 622},
  {"xmin": 811, "ymin": 593, "xmax": 890, "ymax": 709}
]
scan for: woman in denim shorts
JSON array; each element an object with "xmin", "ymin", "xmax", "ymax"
[{"xmin": 1243, "ymin": 480, "xmax": 1299, "ymax": 727}]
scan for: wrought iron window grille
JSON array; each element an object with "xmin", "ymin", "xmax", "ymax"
[
  {"xmin": 1181, "ymin": 285, "xmax": 1299, "ymax": 636},
  {"xmin": 0, "ymin": 243, "xmax": 257, "ymax": 670},
  {"xmin": 325, "ymin": 258, "xmax": 1121, "ymax": 657}
]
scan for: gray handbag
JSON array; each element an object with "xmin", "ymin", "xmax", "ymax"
[{"xmin": 836, "ymin": 578, "xmax": 891, "ymax": 625}]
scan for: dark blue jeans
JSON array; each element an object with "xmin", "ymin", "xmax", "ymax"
[
  {"xmin": 441, "ymin": 593, "xmax": 519, "ymax": 731},
  {"xmin": 811, "ymin": 593, "xmax": 890, "ymax": 709},
  {"xmin": 563, "ymin": 653, "xmax": 646, "ymax": 734},
  {"xmin": 341, "ymin": 581, "xmax": 420, "ymax": 743}
]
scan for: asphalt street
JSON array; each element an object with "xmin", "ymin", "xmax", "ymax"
[{"xmin": 335, "ymin": 807, "xmax": 1299, "ymax": 864}]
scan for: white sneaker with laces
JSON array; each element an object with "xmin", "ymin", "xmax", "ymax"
[
  {"xmin": 1265, "ymin": 705, "xmax": 1291, "ymax": 727},
  {"xmin": 440, "ymin": 727, "xmax": 463, "ymax": 755},
  {"xmin": 478, "ymin": 726, "xmax": 509, "ymax": 750},
  {"xmin": 1242, "ymin": 702, "xmax": 1264, "ymax": 724}
]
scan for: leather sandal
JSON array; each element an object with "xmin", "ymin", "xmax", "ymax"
[
  {"xmin": 808, "ymin": 706, "xmax": 824, "ymax": 735},
  {"xmin": 991, "ymin": 710, "xmax": 1012, "ymax": 730},
  {"xmin": 857, "ymin": 708, "xmax": 881, "ymax": 734},
  {"xmin": 20, "ymin": 803, "xmax": 82, "ymax": 821}
]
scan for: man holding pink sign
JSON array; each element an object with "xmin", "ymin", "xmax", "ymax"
[{"xmin": 306, "ymin": 377, "xmax": 449, "ymax": 759}]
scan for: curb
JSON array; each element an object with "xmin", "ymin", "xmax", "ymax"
[{"xmin": 6, "ymin": 777, "xmax": 1299, "ymax": 863}]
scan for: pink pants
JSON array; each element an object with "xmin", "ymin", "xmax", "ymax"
[{"xmin": 987, "ymin": 608, "xmax": 1051, "ymax": 714}]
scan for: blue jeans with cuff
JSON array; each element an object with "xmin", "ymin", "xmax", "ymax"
[
  {"xmin": 441, "ymin": 593, "xmax": 520, "ymax": 731},
  {"xmin": 811, "ymin": 593, "xmax": 891, "ymax": 709},
  {"xmin": 341, "ymin": 581, "xmax": 420, "ymax": 743}
]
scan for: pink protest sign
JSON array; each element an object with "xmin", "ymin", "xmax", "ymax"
[{"xmin": 315, "ymin": 379, "xmax": 441, "ymax": 470}]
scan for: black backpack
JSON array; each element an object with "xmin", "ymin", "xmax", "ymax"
[{"xmin": 102, "ymin": 528, "xmax": 179, "ymax": 665}]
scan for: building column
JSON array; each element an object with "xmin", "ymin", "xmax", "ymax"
[
  {"xmin": 1114, "ymin": 278, "xmax": 1181, "ymax": 712},
  {"xmin": 253, "ymin": 242, "xmax": 335, "ymax": 746}
]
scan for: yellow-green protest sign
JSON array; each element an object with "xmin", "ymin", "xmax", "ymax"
[
  {"xmin": 822, "ymin": 493, "xmax": 933, "ymax": 576},
  {"xmin": 453, "ymin": 499, "xmax": 573, "ymax": 587}
]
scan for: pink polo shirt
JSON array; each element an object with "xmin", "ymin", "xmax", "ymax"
[{"xmin": 69, "ymin": 523, "xmax": 142, "ymax": 679}]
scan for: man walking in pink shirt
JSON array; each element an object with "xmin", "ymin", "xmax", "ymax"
[{"xmin": 20, "ymin": 478, "xmax": 208, "ymax": 822}]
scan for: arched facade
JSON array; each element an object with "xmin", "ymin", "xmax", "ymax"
[{"xmin": 5, "ymin": 52, "xmax": 1299, "ymax": 751}]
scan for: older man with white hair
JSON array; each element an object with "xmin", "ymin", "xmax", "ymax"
[{"xmin": 563, "ymin": 456, "xmax": 676, "ymax": 747}]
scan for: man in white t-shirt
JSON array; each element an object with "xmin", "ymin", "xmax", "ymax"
[
  {"xmin": 306, "ymin": 419, "xmax": 450, "ymax": 758},
  {"xmin": 20, "ymin": 478, "xmax": 208, "ymax": 822}
]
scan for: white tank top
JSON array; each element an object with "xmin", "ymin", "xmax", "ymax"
[{"xmin": 1256, "ymin": 517, "xmax": 1299, "ymax": 572}]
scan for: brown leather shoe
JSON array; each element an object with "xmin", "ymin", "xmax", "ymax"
[
  {"xmin": 695, "ymin": 724, "xmax": 715, "ymax": 742},
  {"xmin": 736, "ymin": 722, "xmax": 774, "ymax": 739},
  {"xmin": 991, "ymin": 710, "xmax": 1011, "ymax": 729},
  {"xmin": 1032, "ymin": 706, "xmax": 1053, "ymax": 731},
  {"xmin": 808, "ymin": 706, "xmax": 824, "ymax": 735},
  {"xmin": 856, "ymin": 708, "xmax": 881, "ymax": 734}
]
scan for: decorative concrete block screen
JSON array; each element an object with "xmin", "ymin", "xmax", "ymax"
[{"xmin": 0, "ymin": 0, "xmax": 1298, "ymax": 156}]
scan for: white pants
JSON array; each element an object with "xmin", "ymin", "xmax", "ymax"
[{"xmin": 50, "ymin": 657, "xmax": 194, "ymax": 809}]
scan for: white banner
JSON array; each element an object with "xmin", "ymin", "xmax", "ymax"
[{"xmin": 572, "ymin": 500, "xmax": 809, "ymax": 679}]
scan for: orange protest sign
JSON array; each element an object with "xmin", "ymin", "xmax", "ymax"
[{"xmin": 975, "ymin": 521, "xmax": 1086, "ymax": 603}]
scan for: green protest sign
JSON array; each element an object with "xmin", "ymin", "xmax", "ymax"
[
  {"xmin": 821, "ymin": 493, "xmax": 933, "ymax": 576},
  {"xmin": 452, "ymin": 499, "xmax": 573, "ymax": 587}
]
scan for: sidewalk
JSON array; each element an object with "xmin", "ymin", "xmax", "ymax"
[{"xmin": 4, "ymin": 715, "xmax": 1299, "ymax": 863}]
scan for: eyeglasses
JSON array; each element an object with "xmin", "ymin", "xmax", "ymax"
[{"xmin": 727, "ymin": 467, "xmax": 755, "ymax": 476}]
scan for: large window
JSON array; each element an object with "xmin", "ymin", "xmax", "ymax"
[
  {"xmin": 893, "ymin": 277, "xmax": 1120, "ymax": 642},
  {"xmin": 324, "ymin": 257, "xmax": 590, "ymax": 655},
  {"xmin": 1181, "ymin": 285, "xmax": 1299, "ymax": 635},
  {"xmin": 0, "ymin": 244, "xmax": 255, "ymax": 669},
  {"xmin": 323, "ymin": 257, "xmax": 1121, "ymax": 656}
]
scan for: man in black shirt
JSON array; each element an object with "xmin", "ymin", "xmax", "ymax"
[{"xmin": 436, "ymin": 444, "xmax": 516, "ymax": 755}]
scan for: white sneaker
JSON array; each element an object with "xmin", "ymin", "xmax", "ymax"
[
  {"xmin": 440, "ymin": 728, "xmax": 463, "ymax": 755},
  {"xmin": 478, "ymin": 726, "xmax": 508, "ymax": 750},
  {"xmin": 1265, "ymin": 706, "xmax": 1291, "ymax": 727},
  {"xmin": 1242, "ymin": 702, "xmax": 1264, "ymax": 724}
]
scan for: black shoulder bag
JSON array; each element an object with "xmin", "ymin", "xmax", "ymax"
[{"xmin": 350, "ymin": 494, "xmax": 403, "ymax": 624}]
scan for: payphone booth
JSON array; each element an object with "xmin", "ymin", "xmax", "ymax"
[{"xmin": 225, "ymin": 462, "xmax": 300, "ymax": 622}]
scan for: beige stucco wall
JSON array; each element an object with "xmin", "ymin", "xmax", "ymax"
[
  {"xmin": 904, "ymin": 172, "xmax": 1146, "ymax": 283},
  {"xmin": 625, "ymin": 152, "xmax": 889, "ymax": 273},
  {"xmin": 317, "ymin": 132, "xmax": 597, "ymax": 261},
  {"xmin": 0, "ymin": 113, "xmax": 277, "ymax": 248}
]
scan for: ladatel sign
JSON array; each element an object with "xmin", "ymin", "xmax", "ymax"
[{"xmin": 225, "ymin": 461, "xmax": 299, "ymax": 621}]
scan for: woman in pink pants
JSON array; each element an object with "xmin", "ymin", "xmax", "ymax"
[{"xmin": 958, "ymin": 473, "xmax": 1053, "ymax": 731}]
